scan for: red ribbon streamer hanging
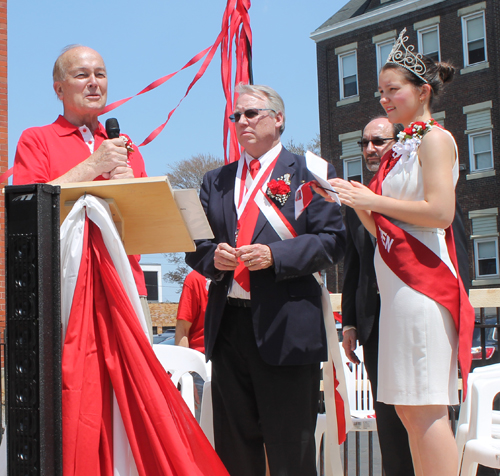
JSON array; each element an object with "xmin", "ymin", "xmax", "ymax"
[
  {"xmin": 8, "ymin": 1, "xmax": 253, "ymax": 184},
  {"xmin": 101, "ymin": 47, "xmax": 212, "ymax": 115},
  {"xmin": 221, "ymin": 0, "xmax": 252, "ymax": 163},
  {"xmin": 102, "ymin": 0, "xmax": 252, "ymax": 156}
]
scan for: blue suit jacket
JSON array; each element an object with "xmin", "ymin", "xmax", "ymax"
[{"xmin": 185, "ymin": 147, "xmax": 346, "ymax": 365}]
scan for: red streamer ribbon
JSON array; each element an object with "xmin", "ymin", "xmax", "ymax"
[
  {"xmin": 102, "ymin": 0, "xmax": 252, "ymax": 155},
  {"xmin": 0, "ymin": 167, "xmax": 12, "ymax": 185},
  {"xmin": 10, "ymin": 1, "xmax": 253, "ymax": 185},
  {"xmin": 221, "ymin": 0, "xmax": 252, "ymax": 163},
  {"xmin": 102, "ymin": 47, "xmax": 212, "ymax": 115}
]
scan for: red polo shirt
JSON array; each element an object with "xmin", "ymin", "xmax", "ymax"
[
  {"xmin": 14, "ymin": 115, "xmax": 148, "ymax": 296},
  {"xmin": 176, "ymin": 271, "xmax": 209, "ymax": 353}
]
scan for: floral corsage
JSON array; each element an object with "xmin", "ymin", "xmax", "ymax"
[
  {"xmin": 391, "ymin": 119, "xmax": 436, "ymax": 174},
  {"xmin": 266, "ymin": 173, "xmax": 291, "ymax": 206},
  {"xmin": 121, "ymin": 135, "xmax": 135, "ymax": 153},
  {"xmin": 397, "ymin": 119, "xmax": 436, "ymax": 143}
]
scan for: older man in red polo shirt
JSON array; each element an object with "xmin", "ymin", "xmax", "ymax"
[{"xmin": 13, "ymin": 44, "xmax": 152, "ymax": 339}]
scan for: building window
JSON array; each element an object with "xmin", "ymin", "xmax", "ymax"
[
  {"xmin": 141, "ymin": 263, "xmax": 163, "ymax": 302},
  {"xmin": 339, "ymin": 51, "xmax": 358, "ymax": 99},
  {"xmin": 474, "ymin": 238, "xmax": 499, "ymax": 278},
  {"xmin": 376, "ymin": 40, "xmax": 394, "ymax": 76},
  {"xmin": 469, "ymin": 131, "xmax": 493, "ymax": 172},
  {"xmin": 144, "ymin": 271, "xmax": 159, "ymax": 301},
  {"xmin": 418, "ymin": 26, "xmax": 440, "ymax": 62},
  {"xmin": 462, "ymin": 12, "xmax": 487, "ymax": 67},
  {"xmin": 344, "ymin": 158, "xmax": 363, "ymax": 183},
  {"xmin": 470, "ymin": 209, "xmax": 499, "ymax": 281},
  {"xmin": 464, "ymin": 101, "xmax": 493, "ymax": 175}
]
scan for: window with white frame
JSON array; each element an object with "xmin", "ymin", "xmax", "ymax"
[
  {"xmin": 469, "ymin": 131, "xmax": 493, "ymax": 172},
  {"xmin": 464, "ymin": 101, "xmax": 493, "ymax": 173},
  {"xmin": 344, "ymin": 158, "xmax": 363, "ymax": 183},
  {"xmin": 141, "ymin": 264, "xmax": 163, "ymax": 302},
  {"xmin": 475, "ymin": 238, "xmax": 499, "ymax": 278},
  {"xmin": 418, "ymin": 25, "xmax": 440, "ymax": 62},
  {"xmin": 470, "ymin": 209, "xmax": 499, "ymax": 280},
  {"xmin": 339, "ymin": 51, "xmax": 358, "ymax": 99},
  {"xmin": 376, "ymin": 40, "xmax": 394, "ymax": 76},
  {"xmin": 462, "ymin": 11, "xmax": 487, "ymax": 67}
]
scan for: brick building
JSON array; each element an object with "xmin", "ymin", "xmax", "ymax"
[{"xmin": 312, "ymin": 0, "xmax": 500, "ymax": 292}]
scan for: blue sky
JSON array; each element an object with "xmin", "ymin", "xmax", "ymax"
[{"xmin": 8, "ymin": 0, "xmax": 348, "ymax": 300}]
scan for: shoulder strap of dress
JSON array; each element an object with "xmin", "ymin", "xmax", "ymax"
[{"xmin": 429, "ymin": 125, "xmax": 459, "ymax": 163}]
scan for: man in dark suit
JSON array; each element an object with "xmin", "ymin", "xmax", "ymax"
[
  {"xmin": 186, "ymin": 84, "xmax": 345, "ymax": 476},
  {"xmin": 342, "ymin": 117, "xmax": 470, "ymax": 476},
  {"xmin": 342, "ymin": 117, "xmax": 415, "ymax": 476}
]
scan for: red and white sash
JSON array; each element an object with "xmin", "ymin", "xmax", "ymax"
[
  {"xmin": 250, "ymin": 174, "xmax": 351, "ymax": 476},
  {"xmin": 233, "ymin": 150, "xmax": 281, "ymax": 291},
  {"xmin": 369, "ymin": 146, "xmax": 475, "ymax": 398}
]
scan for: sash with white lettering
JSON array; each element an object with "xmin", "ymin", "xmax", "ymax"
[
  {"xmin": 369, "ymin": 146, "xmax": 475, "ymax": 399},
  {"xmin": 254, "ymin": 185, "xmax": 351, "ymax": 476}
]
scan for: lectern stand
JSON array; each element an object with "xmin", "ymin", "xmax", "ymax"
[{"xmin": 5, "ymin": 177, "xmax": 209, "ymax": 476}]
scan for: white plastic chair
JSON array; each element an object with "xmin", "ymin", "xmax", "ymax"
[
  {"xmin": 456, "ymin": 363, "xmax": 500, "ymax": 468},
  {"xmin": 315, "ymin": 413, "xmax": 328, "ymax": 474},
  {"xmin": 459, "ymin": 376, "xmax": 500, "ymax": 476},
  {"xmin": 340, "ymin": 343, "xmax": 377, "ymax": 431},
  {"xmin": 152, "ymin": 345, "xmax": 211, "ymax": 417},
  {"xmin": 200, "ymin": 380, "xmax": 214, "ymax": 447}
]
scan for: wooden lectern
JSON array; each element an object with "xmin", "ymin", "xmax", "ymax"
[{"xmin": 59, "ymin": 176, "xmax": 213, "ymax": 254}]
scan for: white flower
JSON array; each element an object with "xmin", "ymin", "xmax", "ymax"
[{"xmin": 390, "ymin": 137, "xmax": 421, "ymax": 175}]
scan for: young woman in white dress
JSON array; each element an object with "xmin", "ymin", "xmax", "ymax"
[{"xmin": 316, "ymin": 30, "xmax": 472, "ymax": 476}]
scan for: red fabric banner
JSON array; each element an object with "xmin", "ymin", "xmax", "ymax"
[{"xmin": 62, "ymin": 217, "xmax": 229, "ymax": 476}]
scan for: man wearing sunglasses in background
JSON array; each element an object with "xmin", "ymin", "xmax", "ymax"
[
  {"xmin": 186, "ymin": 84, "xmax": 345, "ymax": 476},
  {"xmin": 341, "ymin": 116, "xmax": 469, "ymax": 476},
  {"xmin": 342, "ymin": 117, "xmax": 416, "ymax": 476}
]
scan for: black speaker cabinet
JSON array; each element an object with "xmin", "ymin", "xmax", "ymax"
[{"xmin": 5, "ymin": 184, "xmax": 62, "ymax": 476}]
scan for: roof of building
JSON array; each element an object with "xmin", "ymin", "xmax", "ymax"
[{"xmin": 313, "ymin": 0, "xmax": 404, "ymax": 33}]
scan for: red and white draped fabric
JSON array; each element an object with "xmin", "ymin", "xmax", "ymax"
[
  {"xmin": 60, "ymin": 196, "xmax": 229, "ymax": 476},
  {"xmin": 245, "ymin": 183, "xmax": 351, "ymax": 476}
]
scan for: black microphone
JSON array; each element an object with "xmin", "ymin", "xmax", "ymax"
[{"xmin": 105, "ymin": 118, "xmax": 120, "ymax": 139}]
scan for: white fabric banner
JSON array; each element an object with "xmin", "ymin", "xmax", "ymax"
[{"xmin": 60, "ymin": 194, "xmax": 149, "ymax": 476}]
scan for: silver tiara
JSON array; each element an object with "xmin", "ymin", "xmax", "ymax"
[{"xmin": 386, "ymin": 28, "xmax": 428, "ymax": 83}]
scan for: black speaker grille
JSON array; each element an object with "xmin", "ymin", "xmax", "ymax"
[
  {"xmin": 7, "ymin": 234, "xmax": 41, "ymax": 471},
  {"xmin": 5, "ymin": 184, "xmax": 62, "ymax": 476}
]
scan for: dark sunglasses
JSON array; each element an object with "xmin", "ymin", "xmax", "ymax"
[
  {"xmin": 229, "ymin": 108, "xmax": 275, "ymax": 123},
  {"xmin": 357, "ymin": 138, "xmax": 394, "ymax": 149}
]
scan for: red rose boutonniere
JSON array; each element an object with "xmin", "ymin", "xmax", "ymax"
[
  {"xmin": 266, "ymin": 174, "xmax": 291, "ymax": 206},
  {"xmin": 120, "ymin": 135, "xmax": 135, "ymax": 153}
]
